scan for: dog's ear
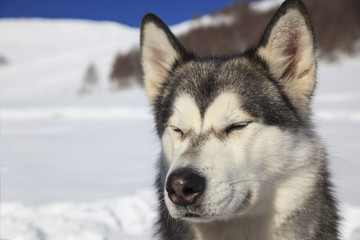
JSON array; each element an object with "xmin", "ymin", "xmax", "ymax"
[
  {"xmin": 141, "ymin": 14, "xmax": 187, "ymax": 104},
  {"xmin": 256, "ymin": 0, "xmax": 316, "ymax": 113}
]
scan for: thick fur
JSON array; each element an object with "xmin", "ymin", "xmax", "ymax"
[{"xmin": 140, "ymin": 0, "xmax": 339, "ymax": 239}]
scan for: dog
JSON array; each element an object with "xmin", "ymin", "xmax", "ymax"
[{"xmin": 140, "ymin": 0, "xmax": 339, "ymax": 239}]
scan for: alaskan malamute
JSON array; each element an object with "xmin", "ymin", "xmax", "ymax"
[{"xmin": 140, "ymin": 0, "xmax": 339, "ymax": 239}]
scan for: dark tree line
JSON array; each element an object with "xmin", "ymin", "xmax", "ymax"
[{"xmin": 110, "ymin": 0, "xmax": 360, "ymax": 88}]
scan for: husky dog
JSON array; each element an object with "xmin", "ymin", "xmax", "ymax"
[{"xmin": 140, "ymin": 0, "xmax": 339, "ymax": 239}]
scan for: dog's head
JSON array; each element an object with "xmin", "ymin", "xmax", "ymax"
[{"xmin": 141, "ymin": 0, "xmax": 317, "ymax": 222}]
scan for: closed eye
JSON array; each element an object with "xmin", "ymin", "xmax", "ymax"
[
  {"xmin": 170, "ymin": 125, "xmax": 184, "ymax": 137},
  {"xmin": 225, "ymin": 121, "xmax": 252, "ymax": 135}
]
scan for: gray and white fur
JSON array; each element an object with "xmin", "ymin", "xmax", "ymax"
[{"xmin": 140, "ymin": 0, "xmax": 340, "ymax": 239}]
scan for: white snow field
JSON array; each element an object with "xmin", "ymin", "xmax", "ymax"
[{"xmin": 0, "ymin": 16, "xmax": 360, "ymax": 240}]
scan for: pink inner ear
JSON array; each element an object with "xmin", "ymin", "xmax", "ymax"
[
  {"xmin": 281, "ymin": 27, "xmax": 301, "ymax": 80},
  {"xmin": 152, "ymin": 48, "xmax": 169, "ymax": 80},
  {"xmin": 153, "ymin": 48, "xmax": 166, "ymax": 63}
]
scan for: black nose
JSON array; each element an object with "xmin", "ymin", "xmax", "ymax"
[{"xmin": 166, "ymin": 168, "xmax": 206, "ymax": 206}]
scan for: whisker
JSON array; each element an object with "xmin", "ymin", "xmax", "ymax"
[{"xmin": 226, "ymin": 179, "xmax": 278, "ymax": 188}]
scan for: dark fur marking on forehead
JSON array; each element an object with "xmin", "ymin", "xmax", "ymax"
[
  {"xmin": 180, "ymin": 131, "xmax": 211, "ymax": 161},
  {"xmin": 153, "ymin": 53, "xmax": 304, "ymax": 136},
  {"xmin": 189, "ymin": 131, "xmax": 211, "ymax": 150}
]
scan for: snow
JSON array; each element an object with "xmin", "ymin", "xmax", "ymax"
[
  {"xmin": 0, "ymin": 107, "xmax": 151, "ymax": 121},
  {"xmin": 0, "ymin": 17, "xmax": 360, "ymax": 240},
  {"xmin": 171, "ymin": 13, "xmax": 235, "ymax": 35},
  {"xmin": 250, "ymin": 0, "xmax": 284, "ymax": 13},
  {"xmin": 0, "ymin": 19, "xmax": 139, "ymax": 107},
  {"xmin": 2, "ymin": 190, "xmax": 156, "ymax": 240}
]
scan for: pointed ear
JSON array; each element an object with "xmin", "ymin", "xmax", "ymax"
[
  {"xmin": 256, "ymin": 0, "xmax": 316, "ymax": 114},
  {"xmin": 140, "ymin": 14, "xmax": 187, "ymax": 104}
]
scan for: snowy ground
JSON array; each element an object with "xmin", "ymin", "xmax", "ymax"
[{"xmin": 0, "ymin": 17, "xmax": 360, "ymax": 240}]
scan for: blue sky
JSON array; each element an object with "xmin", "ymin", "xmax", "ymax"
[{"xmin": 0, "ymin": 0, "xmax": 255, "ymax": 27}]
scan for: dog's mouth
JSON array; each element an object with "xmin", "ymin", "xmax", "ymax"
[
  {"xmin": 235, "ymin": 190, "xmax": 252, "ymax": 214},
  {"xmin": 179, "ymin": 190, "xmax": 253, "ymax": 222},
  {"xmin": 182, "ymin": 212, "xmax": 213, "ymax": 222},
  {"xmin": 184, "ymin": 212, "xmax": 200, "ymax": 218}
]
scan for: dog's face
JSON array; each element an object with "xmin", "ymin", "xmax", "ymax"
[{"xmin": 141, "ymin": 0, "xmax": 316, "ymax": 222}]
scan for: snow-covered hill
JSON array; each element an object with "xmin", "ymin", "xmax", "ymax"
[
  {"xmin": 0, "ymin": 16, "xmax": 360, "ymax": 240},
  {"xmin": 0, "ymin": 19, "xmax": 139, "ymax": 107}
]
